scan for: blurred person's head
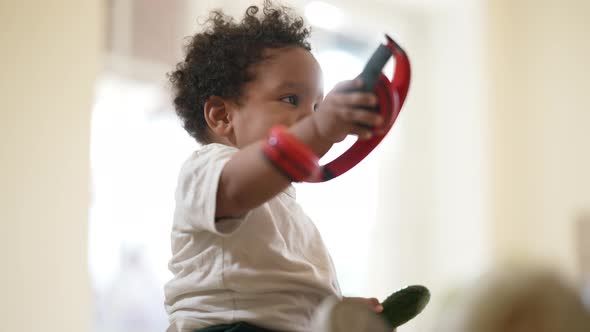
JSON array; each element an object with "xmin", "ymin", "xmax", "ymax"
[
  {"xmin": 435, "ymin": 265, "xmax": 590, "ymax": 332},
  {"xmin": 169, "ymin": 0, "xmax": 321, "ymax": 146}
]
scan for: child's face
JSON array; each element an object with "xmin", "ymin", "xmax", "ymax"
[{"xmin": 228, "ymin": 47, "xmax": 324, "ymax": 148}]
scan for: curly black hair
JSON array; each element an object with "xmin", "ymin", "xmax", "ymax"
[{"xmin": 169, "ymin": 1, "xmax": 312, "ymax": 144}]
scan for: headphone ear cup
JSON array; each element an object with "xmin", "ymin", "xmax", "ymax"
[
  {"xmin": 308, "ymin": 36, "xmax": 410, "ymax": 183},
  {"xmin": 373, "ymin": 74, "xmax": 395, "ymax": 134}
]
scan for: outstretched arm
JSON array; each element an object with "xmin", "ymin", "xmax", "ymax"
[{"xmin": 215, "ymin": 80, "xmax": 382, "ymax": 218}]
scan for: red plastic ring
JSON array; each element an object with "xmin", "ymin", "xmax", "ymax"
[{"xmin": 262, "ymin": 125, "xmax": 320, "ymax": 182}]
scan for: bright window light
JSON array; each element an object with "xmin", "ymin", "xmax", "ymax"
[
  {"xmin": 314, "ymin": 49, "xmax": 363, "ymax": 95},
  {"xmin": 304, "ymin": 1, "xmax": 343, "ymax": 30}
]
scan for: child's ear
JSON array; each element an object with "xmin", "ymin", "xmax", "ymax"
[{"xmin": 204, "ymin": 96, "xmax": 234, "ymax": 138}]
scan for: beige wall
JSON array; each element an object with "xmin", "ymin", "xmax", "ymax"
[
  {"xmin": 489, "ymin": 0, "xmax": 590, "ymax": 279},
  {"xmin": 0, "ymin": 0, "xmax": 102, "ymax": 331}
]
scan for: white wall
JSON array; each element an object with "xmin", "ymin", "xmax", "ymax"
[{"xmin": 0, "ymin": 0, "xmax": 102, "ymax": 331}]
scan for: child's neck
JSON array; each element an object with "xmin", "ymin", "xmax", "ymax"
[{"xmin": 209, "ymin": 135, "xmax": 236, "ymax": 148}]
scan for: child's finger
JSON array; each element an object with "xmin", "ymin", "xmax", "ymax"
[
  {"xmin": 331, "ymin": 78, "xmax": 363, "ymax": 92},
  {"xmin": 343, "ymin": 296, "xmax": 384, "ymax": 312},
  {"xmin": 332, "ymin": 91, "xmax": 378, "ymax": 108},
  {"xmin": 368, "ymin": 297, "xmax": 384, "ymax": 313},
  {"xmin": 348, "ymin": 127, "xmax": 374, "ymax": 141},
  {"xmin": 340, "ymin": 108, "xmax": 383, "ymax": 128}
]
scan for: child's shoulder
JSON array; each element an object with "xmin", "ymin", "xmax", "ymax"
[
  {"xmin": 195, "ymin": 143, "xmax": 237, "ymax": 156},
  {"xmin": 182, "ymin": 143, "xmax": 238, "ymax": 170}
]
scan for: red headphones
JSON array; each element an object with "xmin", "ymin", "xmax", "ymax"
[{"xmin": 264, "ymin": 35, "xmax": 411, "ymax": 182}]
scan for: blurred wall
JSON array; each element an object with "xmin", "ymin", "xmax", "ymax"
[
  {"xmin": 0, "ymin": 0, "xmax": 102, "ymax": 331},
  {"xmin": 489, "ymin": 0, "xmax": 590, "ymax": 279},
  {"xmin": 366, "ymin": 1, "xmax": 590, "ymax": 330},
  {"xmin": 364, "ymin": 3, "xmax": 489, "ymax": 331}
]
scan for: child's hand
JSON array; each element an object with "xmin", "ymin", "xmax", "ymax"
[
  {"xmin": 342, "ymin": 296, "xmax": 397, "ymax": 332},
  {"xmin": 343, "ymin": 296, "xmax": 384, "ymax": 313},
  {"xmin": 312, "ymin": 79, "xmax": 383, "ymax": 143}
]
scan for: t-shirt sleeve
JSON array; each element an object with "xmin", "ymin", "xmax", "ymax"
[{"xmin": 174, "ymin": 143, "xmax": 248, "ymax": 236}]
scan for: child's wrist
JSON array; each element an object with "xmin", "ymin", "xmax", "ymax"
[
  {"xmin": 289, "ymin": 116, "xmax": 333, "ymax": 157},
  {"xmin": 263, "ymin": 125, "xmax": 321, "ymax": 182}
]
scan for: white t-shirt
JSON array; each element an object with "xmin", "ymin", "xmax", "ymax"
[{"xmin": 164, "ymin": 143, "xmax": 341, "ymax": 332}]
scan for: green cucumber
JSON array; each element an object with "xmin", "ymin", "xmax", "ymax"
[{"xmin": 380, "ymin": 285, "xmax": 430, "ymax": 328}]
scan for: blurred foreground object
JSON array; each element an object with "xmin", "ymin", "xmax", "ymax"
[
  {"xmin": 435, "ymin": 265, "xmax": 590, "ymax": 332},
  {"xmin": 381, "ymin": 285, "xmax": 430, "ymax": 328},
  {"xmin": 577, "ymin": 212, "xmax": 590, "ymax": 309}
]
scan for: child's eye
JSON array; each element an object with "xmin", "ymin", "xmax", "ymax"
[{"xmin": 280, "ymin": 95, "xmax": 299, "ymax": 106}]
